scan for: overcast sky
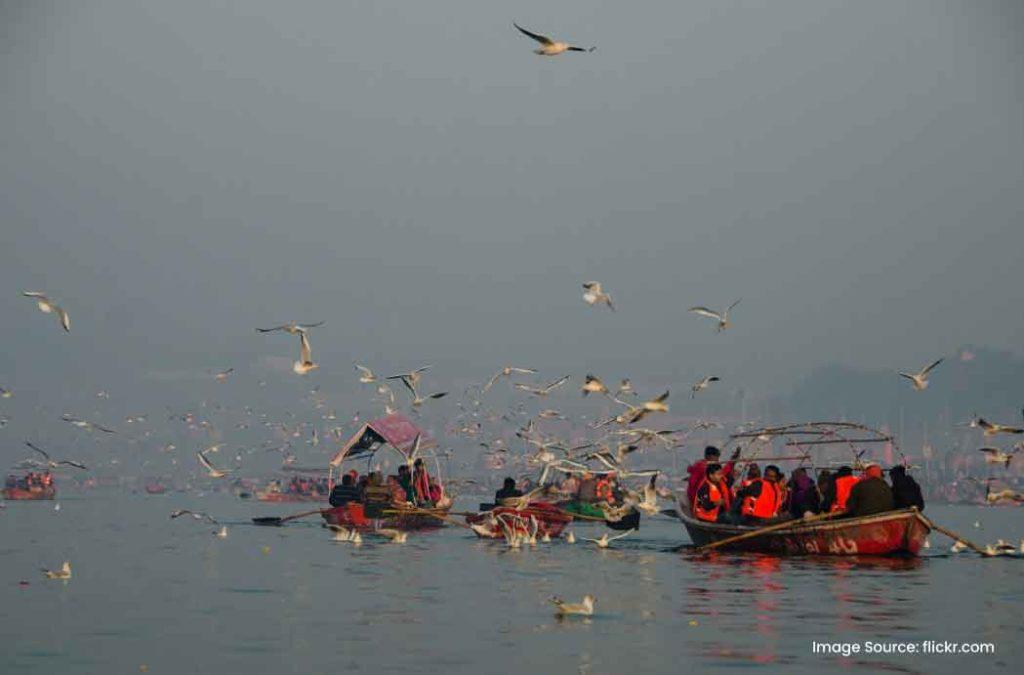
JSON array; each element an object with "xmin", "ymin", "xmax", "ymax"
[{"xmin": 1, "ymin": 1, "xmax": 1022, "ymax": 443}]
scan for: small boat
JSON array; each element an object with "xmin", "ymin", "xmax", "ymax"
[
  {"xmin": 144, "ymin": 480, "xmax": 167, "ymax": 495},
  {"xmin": 322, "ymin": 501, "xmax": 449, "ymax": 531},
  {"xmin": 466, "ymin": 502, "xmax": 574, "ymax": 539},
  {"xmin": 557, "ymin": 500, "xmax": 606, "ymax": 520},
  {"xmin": 256, "ymin": 490, "xmax": 324, "ymax": 503},
  {"xmin": 679, "ymin": 505, "xmax": 930, "ymax": 556},
  {"xmin": 4, "ymin": 472, "xmax": 56, "ymax": 501}
]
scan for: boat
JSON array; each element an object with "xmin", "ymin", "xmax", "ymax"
[
  {"xmin": 322, "ymin": 413, "xmax": 452, "ymax": 531},
  {"xmin": 557, "ymin": 500, "xmax": 606, "ymax": 520},
  {"xmin": 4, "ymin": 473, "xmax": 56, "ymax": 501},
  {"xmin": 143, "ymin": 479, "xmax": 167, "ymax": 495},
  {"xmin": 256, "ymin": 490, "xmax": 324, "ymax": 503},
  {"xmin": 679, "ymin": 505, "xmax": 930, "ymax": 556},
  {"xmin": 465, "ymin": 501, "xmax": 574, "ymax": 539}
]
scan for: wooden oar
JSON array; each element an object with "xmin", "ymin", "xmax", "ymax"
[
  {"xmin": 912, "ymin": 510, "xmax": 989, "ymax": 556},
  {"xmin": 252, "ymin": 508, "xmax": 324, "ymax": 526},
  {"xmin": 697, "ymin": 511, "xmax": 839, "ymax": 552}
]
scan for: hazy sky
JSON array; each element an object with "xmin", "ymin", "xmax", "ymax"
[{"xmin": 1, "ymin": 1, "xmax": 1022, "ymax": 430}]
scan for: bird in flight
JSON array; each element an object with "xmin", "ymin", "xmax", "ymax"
[
  {"xmin": 581, "ymin": 531, "xmax": 631, "ymax": 549},
  {"xmin": 482, "ymin": 366, "xmax": 537, "ymax": 393},
  {"xmin": 22, "ymin": 292, "xmax": 70, "ymax": 332},
  {"xmin": 515, "ymin": 375, "xmax": 571, "ymax": 397},
  {"xmin": 581, "ymin": 374, "xmax": 610, "ymax": 397},
  {"xmin": 214, "ymin": 368, "xmax": 234, "ymax": 382},
  {"xmin": 582, "ymin": 282, "xmax": 615, "ymax": 311},
  {"xmin": 898, "ymin": 358, "xmax": 943, "ymax": 391},
  {"xmin": 196, "ymin": 450, "xmax": 231, "ymax": 478},
  {"xmin": 61, "ymin": 414, "xmax": 116, "ymax": 434},
  {"xmin": 689, "ymin": 299, "xmax": 741, "ymax": 332},
  {"xmin": 691, "ymin": 376, "xmax": 720, "ymax": 398},
  {"xmin": 978, "ymin": 446, "xmax": 1020, "ymax": 468},
  {"xmin": 550, "ymin": 595, "xmax": 595, "ymax": 616},
  {"xmin": 256, "ymin": 321, "xmax": 324, "ymax": 334},
  {"xmin": 387, "ymin": 366, "xmax": 432, "ymax": 390},
  {"xmin": 355, "ymin": 365, "xmax": 377, "ymax": 384},
  {"xmin": 972, "ymin": 416, "xmax": 1024, "ymax": 437},
  {"xmin": 514, "ymin": 23, "xmax": 595, "ymax": 56},
  {"xmin": 396, "ymin": 376, "xmax": 448, "ymax": 407},
  {"xmin": 293, "ymin": 331, "xmax": 318, "ymax": 375},
  {"xmin": 170, "ymin": 509, "xmax": 220, "ymax": 525},
  {"xmin": 42, "ymin": 561, "xmax": 72, "ymax": 580},
  {"xmin": 24, "ymin": 441, "xmax": 88, "ymax": 470}
]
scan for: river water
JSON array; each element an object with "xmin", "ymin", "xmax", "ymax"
[{"xmin": 1, "ymin": 495, "xmax": 1020, "ymax": 674}]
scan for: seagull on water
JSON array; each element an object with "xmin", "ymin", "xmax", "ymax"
[
  {"xmin": 689, "ymin": 299, "xmax": 740, "ymax": 333},
  {"xmin": 550, "ymin": 595, "xmax": 595, "ymax": 616},
  {"xmin": 582, "ymin": 282, "xmax": 615, "ymax": 311},
  {"xmin": 375, "ymin": 528, "xmax": 408, "ymax": 543},
  {"xmin": 898, "ymin": 358, "xmax": 943, "ymax": 391},
  {"xmin": 514, "ymin": 23, "xmax": 595, "ymax": 56},
  {"xmin": 22, "ymin": 292, "xmax": 70, "ymax": 332},
  {"xmin": 581, "ymin": 530, "xmax": 631, "ymax": 549}
]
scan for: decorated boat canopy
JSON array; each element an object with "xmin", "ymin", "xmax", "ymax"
[{"xmin": 329, "ymin": 413, "xmax": 433, "ymax": 467}]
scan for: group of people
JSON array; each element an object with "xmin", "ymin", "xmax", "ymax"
[
  {"xmin": 329, "ymin": 458, "xmax": 445, "ymax": 509},
  {"xmin": 5, "ymin": 471, "xmax": 53, "ymax": 491},
  {"xmin": 687, "ymin": 446, "xmax": 925, "ymax": 525},
  {"xmin": 271, "ymin": 476, "xmax": 330, "ymax": 497}
]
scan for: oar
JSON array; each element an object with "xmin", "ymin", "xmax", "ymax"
[
  {"xmin": 912, "ymin": 510, "xmax": 989, "ymax": 556},
  {"xmin": 252, "ymin": 508, "xmax": 324, "ymax": 526},
  {"xmin": 697, "ymin": 511, "xmax": 839, "ymax": 552}
]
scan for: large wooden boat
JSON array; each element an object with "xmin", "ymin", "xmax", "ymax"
[
  {"xmin": 3, "ymin": 485, "xmax": 57, "ymax": 500},
  {"xmin": 679, "ymin": 505, "xmax": 930, "ymax": 556},
  {"xmin": 322, "ymin": 501, "xmax": 449, "ymax": 531},
  {"xmin": 465, "ymin": 502, "xmax": 574, "ymax": 539}
]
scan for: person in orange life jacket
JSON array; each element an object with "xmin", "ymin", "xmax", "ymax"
[
  {"xmin": 687, "ymin": 446, "xmax": 741, "ymax": 507},
  {"xmin": 823, "ymin": 466, "xmax": 859, "ymax": 513},
  {"xmin": 733, "ymin": 464, "xmax": 761, "ymax": 499},
  {"xmin": 694, "ymin": 463, "xmax": 732, "ymax": 523},
  {"xmin": 595, "ymin": 473, "xmax": 617, "ymax": 504},
  {"xmin": 735, "ymin": 464, "xmax": 784, "ymax": 524}
]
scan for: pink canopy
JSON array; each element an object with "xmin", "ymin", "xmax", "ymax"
[{"xmin": 328, "ymin": 413, "xmax": 431, "ymax": 467}]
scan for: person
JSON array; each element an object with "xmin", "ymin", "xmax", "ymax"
[
  {"xmin": 693, "ymin": 463, "xmax": 732, "ymax": 523},
  {"xmin": 824, "ymin": 466, "xmax": 859, "ymax": 513},
  {"xmin": 889, "ymin": 465, "xmax": 925, "ymax": 511},
  {"xmin": 412, "ymin": 459, "xmax": 432, "ymax": 506},
  {"xmin": 595, "ymin": 473, "xmax": 616, "ymax": 504},
  {"xmin": 397, "ymin": 465, "xmax": 415, "ymax": 503},
  {"xmin": 788, "ymin": 467, "xmax": 820, "ymax": 518},
  {"xmin": 687, "ymin": 446, "xmax": 741, "ymax": 507},
  {"xmin": 495, "ymin": 477, "xmax": 522, "ymax": 503},
  {"xmin": 733, "ymin": 464, "xmax": 761, "ymax": 498},
  {"xmin": 736, "ymin": 464, "xmax": 784, "ymax": 524},
  {"xmin": 843, "ymin": 464, "xmax": 894, "ymax": 517},
  {"xmin": 328, "ymin": 473, "xmax": 361, "ymax": 507},
  {"xmin": 558, "ymin": 474, "xmax": 580, "ymax": 498},
  {"xmin": 577, "ymin": 472, "xmax": 598, "ymax": 502}
]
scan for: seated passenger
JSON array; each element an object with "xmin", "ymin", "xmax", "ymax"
[
  {"xmin": 889, "ymin": 465, "xmax": 924, "ymax": 511},
  {"xmin": 736, "ymin": 465, "xmax": 785, "ymax": 524},
  {"xmin": 495, "ymin": 477, "xmax": 523, "ymax": 504},
  {"xmin": 693, "ymin": 463, "xmax": 731, "ymax": 523},
  {"xmin": 824, "ymin": 466, "xmax": 859, "ymax": 513},
  {"xmin": 843, "ymin": 464, "xmax": 894, "ymax": 517},
  {"xmin": 328, "ymin": 474, "xmax": 361, "ymax": 507}
]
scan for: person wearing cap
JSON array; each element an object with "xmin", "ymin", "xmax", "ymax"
[{"xmin": 842, "ymin": 464, "xmax": 894, "ymax": 517}]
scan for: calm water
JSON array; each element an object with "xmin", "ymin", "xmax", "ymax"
[{"xmin": 1, "ymin": 495, "xmax": 1021, "ymax": 674}]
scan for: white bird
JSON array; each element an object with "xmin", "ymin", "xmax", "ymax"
[
  {"xmin": 256, "ymin": 321, "xmax": 324, "ymax": 334},
  {"xmin": 515, "ymin": 375, "xmax": 571, "ymax": 397},
  {"xmin": 170, "ymin": 509, "xmax": 219, "ymax": 525},
  {"xmin": 581, "ymin": 530, "xmax": 631, "ymax": 549},
  {"xmin": 24, "ymin": 441, "xmax": 88, "ymax": 470},
  {"xmin": 689, "ymin": 299, "xmax": 740, "ymax": 332},
  {"xmin": 386, "ymin": 366, "xmax": 432, "ymax": 389},
  {"xmin": 616, "ymin": 379, "xmax": 635, "ymax": 397},
  {"xmin": 582, "ymin": 374, "xmax": 610, "ymax": 397},
  {"xmin": 550, "ymin": 595, "xmax": 595, "ymax": 616},
  {"xmin": 61, "ymin": 414, "xmax": 116, "ymax": 434},
  {"xmin": 375, "ymin": 528, "xmax": 408, "ymax": 543},
  {"xmin": 604, "ymin": 391, "xmax": 670, "ymax": 426},
  {"xmin": 214, "ymin": 526, "xmax": 228, "ymax": 538},
  {"xmin": 196, "ymin": 450, "xmax": 230, "ymax": 478},
  {"xmin": 898, "ymin": 358, "xmax": 943, "ymax": 391},
  {"xmin": 483, "ymin": 366, "xmax": 537, "ymax": 393},
  {"xmin": 565, "ymin": 530, "xmax": 576, "ymax": 544},
  {"xmin": 355, "ymin": 365, "xmax": 377, "ymax": 384},
  {"xmin": 396, "ymin": 376, "xmax": 447, "ymax": 407},
  {"xmin": 514, "ymin": 23, "xmax": 595, "ymax": 56},
  {"xmin": 581, "ymin": 281, "xmax": 615, "ymax": 311},
  {"xmin": 1, "ymin": 386, "xmax": 12, "ymax": 398},
  {"xmin": 292, "ymin": 331, "xmax": 318, "ymax": 375},
  {"xmin": 214, "ymin": 368, "xmax": 234, "ymax": 381},
  {"xmin": 42, "ymin": 561, "xmax": 72, "ymax": 579},
  {"xmin": 978, "ymin": 447, "xmax": 1019, "ymax": 468},
  {"xmin": 975, "ymin": 417, "xmax": 1024, "ymax": 437},
  {"xmin": 691, "ymin": 376, "xmax": 720, "ymax": 398},
  {"xmin": 950, "ymin": 540, "xmax": 967, "ymax": 553},
  {"xmin": 22, "ymin": 291, "xmax": 70, "ymax": 332},
  {"xmin": 328, "ymin": 525, "xmax": 355, "ymax": 542}
]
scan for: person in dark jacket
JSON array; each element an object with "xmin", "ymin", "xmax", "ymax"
[
  {"xmin": 328, "ymin": 473, "xmax": 361, "ymax": 507},
  {"xmin": 788, "ymin": 467, "xmax": 820, "ymax": 518},
  {"xmin": 843, "ymin": 464, "xmax": 894, "ymax": 517},
  {"xmin": 889, "ymin": 465, "xmax": 925, "ymax": 511},
  {"xmin": 495, "ymin": 477, "xmax": 523, "ymax": 503}
]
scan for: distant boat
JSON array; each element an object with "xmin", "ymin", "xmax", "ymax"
[
  {"xmin": 144, "ymin": 479, "xmax": 167, "ymax": 495},
  {"xmin": 4, "ymin": 473, "xmax": 56, "ymax": 501}
]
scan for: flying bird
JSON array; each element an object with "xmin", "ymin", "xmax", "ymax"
[
  {"xmin": 691, "ymin": 376, "xmax": 720, "ymax": 398},
  {"xmin": 689, "ymin": 299, "xmax": 741, "ymax": 332},
  {"xmin": 41, "ymin": 561, "xmax": 72, "ymax": 580},
  {"xmin": 898, "ymin": 358, "xmax": 943, "ymax": 391},
  {"xmin": 24, "ymin": 441, "xmax": 87, "ymax": 470},
  {"xmin": 582, "ymin": 282, "xmax": 615, "ymax": 311},
  {"xmin": 256, "ymin": 321, "xmax": 324, "ymax": 334},
  {"xmin": 581, "ymin": 374, "xmax": 610, "ymax": 397},
  {"xmin": 22, "ymin": 292, "xmax": 70, "ymax": 332},
  {"xmin": 608, "ymin": 391, "xmax": 670, "ymax": 425},
  {"xmin": 355, "ymin": 365, "xmax": 377, "ymax": 384},
  {"xmin": 196, "ymin": 450, "xmax": 230, "ymax": 478},
  {"xmin": 974, "ymin": 417, "xmax": 1024, "ymax": 437},
  {"xmin": 1, "ymin": 386, "xmax": 12, "ymax": 398},
  {"xmin": 396, "ymin": 377, "xmax": 447, "ymax": 407},
  {"xmin": 483, "ymin": 366, "xmax": 537, "ymax": 393},
  {"xmin": 514, "ymin": 23, "xmax": 595, "ymax": 56},
  {"xmin": 978, "ymin": 447, "xmax": 1019, "ymax": 468},
  {"xmin": 293, "ymin": 331, "xmax": 318, "ymax": 375},
  {"xmin": 616, "ymin": 379, "xmax": 636, "ymax": 397},
  {"xmin": 61, "ymin": 414, "xmax": 116, "ymax": 434},
  {"xmin": 214, "ymin": 368, "xmax": 234, "ymax": 381},
  {"xmin": 581, "ymin": 531, "xmax": 631, "ymax": 549},
  {"xmin": 170, "ymin": 509, "xmax": 220, "ymax": 524},
  {"xmin": 515, "ymin": 375, "xmax": 571, "ymax": 397}
]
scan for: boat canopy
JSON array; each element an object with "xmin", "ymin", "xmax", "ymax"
[{"xmin": 329, "ymin": 413, "xmax": 432, "ymax": 467}]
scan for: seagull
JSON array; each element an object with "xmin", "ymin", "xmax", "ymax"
[
  {"xmin": 975, "ymin": 417, "xmax": 1024, "ymax": 437},
  {"xmin": 581, "ymin": 531, "xmax": 631, "ymax": 549},
  {"xmin": 61, "ymin": 414, "xmax": 116, "ymax": 434},
  {"xmin": 550, "ymin": 595, "xmax": 595, "ymax": 616},
  {"xmin": 256, "ymin": 321, "xmax": 324, "ymax": 334},
  {"xmin": 214, "ymin": 368, "xmax": 234, "ymax": 381},
  {"xmin": 616, "ymin": 379, "xmax": 636, "ymax": 397},
  {"xmin": 196, "ymin": 450, "xmax": 230, "ymax": 478},
  {"xmin": 170, "ymin": 509, "xmax": 219, "ymax": 524},
  {"xmin": 691, "ymin": 376, "xmax": 720, "ymax": 398},
  {"xmin": 537, "ymin": 409, "xmax": 565, "ymax": 420},
  {"xmin": 386, "ymin": 366, "xmax": 432, "ymax": 389},
  {"xmin": 41, "ymin": 561, "xmax": 72, "ymax": 580},
  {"xmin": 515, "ymin": 375, "xmax": 570, "ymax": 397},
  {"xmin": 689, "ymin": 299, "xmax": 740, "ymax": 333},
  {"xmin": 214, "ymin": 526, "xmax": 228, "ymax": 538},
  {"xmin": 22, "ymin": 291, "xmax": 70, "ymax": 332},
  {"xmin": 375, "ymin": 528, "xmax": 408, "ymax": 543},
  {"xmin": 355, "ymin": 365, "xmax": 377, "ymax": 384},
  {"xmin": 986, "ymin": 487, "xmax": 1024, "ymax": 503},
  {"xmin": 514, "ymin": 23, "xmax": 595, "ymax": 56},
  {"xmin": 293, "ymin": 331, "xmax": 318, "ymax": 375},
  {"xmin": 396, "ymin": 377, "xmax": 447, "ymax": 407},
  {"xmin": 625, "ymin": 474, "xmax": 660, "ymax": 515},
  {"xmin": 1, "ymin": 386, "xmax": 12, "ymax": 398},
  {"xmin": 564, "ymin": 530, "xmax": 576, "ymax": 544},
  {"xmin": 607, "ymin": 391, "xmax": 670, "ymax": 425},
  {"xmin": 581, "ymin": 282, "xmax": 615, "ymax": 311},
  {"xmin": 898, "ymin": 358, "xmax": 943, "ymax": 391},
  {"xmin": 24, "ymin": 441, "xmax": 88, "ymax": 470},
  {"xmin": 978, "ymin": 447, "xmax": 1019, "ymax": 468},
  {"xmin": 950, "ymin": 540, "xmax": 967, "ymax": 553},
  {"xmin": 483, "ymin": 366, "xmax": 537, "ymax": 393},
  {"xmin": 581, "ymin": 374, "xmax": 610, "ymax": 397}
]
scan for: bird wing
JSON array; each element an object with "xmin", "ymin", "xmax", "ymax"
[
  {"xmin": 977, "ymin": 447, "xmax": 1000, "ymax": 455},
  {"xmin": 355, "ymin": 364, "xmax": 374, "ymax": 377},
  {"xmin": 298, "ymin": 331, "xmax": 313, "ymax": 363},
  {"xmin": 482, "ymin": 370, "xmax": 503, "ymax": 392},
  {"xmin": 399, "ymin": 376, "xmax": 418, "ymax": 399},
  {"xmin": 428, "ymin": 392, "xmax": 448, "ymax": 400},
  {"xmin": 196, "ymin": 451, "xmax": 215, "ymax": 471},
  {"xmin": 897, "ymin": 372, "xmax": 916, "ymax": 381},
  {"xmin": 57, "ymin": 460, "xmax": 88, "ymax": 470},
  {"xmin": 256, "ymin": 325, "xmax": 288, "ymax": 333},
  {"xmin": 509, "ymin": 367, "xmax": 537, "ymax": 375},
  {"xmin": 413, "ymin": 365, "xmax": 433, "ymax": 375},
  {"xmin": 727, "ymin": 298, "xmax": 742, "ymax": 313},
  {"xmin": 298, "ymin": 321, "xmax": 325, "ymax": 330},
  {"xmin": 514, "ymin": 383, "xmax": 539, "ymax": 394},
  {"xmin": 688, "ymin": 307, "xmax": 722, "ymax": 320},
  {"xmin": 920, "ymin": 358, "xmax": 944, "ymax": 376},
  {"xmin": 25, "ymin": 441, "xmax": 50, "ymax": 461},
  {"xmin": 55, "ymin": 305, "xmax": 70, "ymax": 332},
  {"xmin": 543, "ymin": 375, "xmax": 570, "ymax": 392},
  {"xmin": 650, "ymin": 391, "xmax": 670, "ymax": 405},
  {"xmin": 22, "ymin": 291, "xmax": 49, "ymax": 299}
]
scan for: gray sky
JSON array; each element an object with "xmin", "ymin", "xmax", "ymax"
[{"xmin": 1, "ymin": 1, "xmax": 1022, "ymax": 442}]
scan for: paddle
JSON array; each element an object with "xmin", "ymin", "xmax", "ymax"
[
  {"xmin": 252, "ymin": 508, "xmax": 324, "ymax": 526},
  {"xmin": 696, "ymin": 511, "xmax": 839, "ymax": 552},
  {"xmin": 912, "ymin": 510, "xmax": 989, "ymax": 556}
]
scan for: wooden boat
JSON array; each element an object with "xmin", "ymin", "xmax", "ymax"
[
  {"xmin": 679, "ymin": 505, "xmax": 930, "ymax": 556},
  {"xmin": 466, "ymin": 502, "xmax": 574, "ymax": 539},
  {"xmin": 322, "ymin": 501, "xmax": 449, "ymax": 531},
  {"xmin": 3, "ymin": 485, "xmax": 57, "ymax": 501},
  {"xmin": 256, "ymin": 490, "xmax": 324, "ymax": 503},
  {"xmin": 557, "ymin": 500, "xmax": 606, "ymax": 520}
]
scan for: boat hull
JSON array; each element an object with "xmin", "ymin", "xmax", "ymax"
[
  {"xmin": 3, "ymin": 486, "xmax": 57, "ymax": 501},
  {"xmin": 679, "ymin": 507, "xmax": 929, "ymax": 556},
  {"xmin": 466, "ymin": 502, "xmax": 574, "ymax": 539},
  {"xmin": 321, "ymin": 502, "xmax": 448, "ymax": 531}
]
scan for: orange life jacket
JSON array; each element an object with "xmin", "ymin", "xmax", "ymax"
[
  {"xmin": 694, "ymin": 478, "xmax": 730, "ymax": 522},
  {"xmin": 831, "ymin": 475, "xmax": 860, "ymax": 513},
  {"xmin": 595, "ymin": 478, "xmax": 615, "ymax": 503},
  {"xmin": 741, "ymin": 479, "xmax": 781, "ymax": 519}
]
